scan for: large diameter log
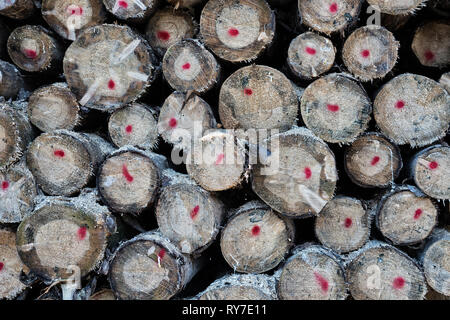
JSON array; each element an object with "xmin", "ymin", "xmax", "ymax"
[
  {"xmin": 277, "ymin": 244, "xmax": 347, "ymax": 300},
  {"xmin": 220, "ymin": 200, "xmax": 295, "ymax": 273},
  {"xmin": 300, "ymin": 73, "xmax": 372, "ymax": 144},
  {"xmin": 156, "ymin": 169, "xmax": 225, "ymax": 255},
  {"xmin": 108, "ymin": 230, "xmax": 199, "ymax": 300},
  {"xmin": 0, "ymin": 227, "xmax": 28, "ymax": 299},
  {"xmin": 16, "ymin": 193, "xmax": 115, "ymax": 282},
  {"xmin": 367, "ymin": 0, "xmax": 426, "ymax": 15},
  {"xmin": 373, "ymin": 73, "xmax": 449, "ymax": 147},
  {"xmin": 344, "ymin": 132, "xmax": 402, "ymax": 188},
  {"xmin": 252, "ymin": 127, "xmax": 337, "ymax": 218},
  {"xmin": 0, "ymin": 161, "xmax": 37, "ymax": 224},
  {"xmin": 63, "ymin": 24, "xmax": 158, "ymax": 111},
  {"xmin": 298, "ymin": 0, "xmax": 362, "ymax": 35},
  {"xmin": 26, "ymin": 130, "xmax": 114, "ymax": 196},
  {"xmin": 197, "ymin": 274, "xmax": 278, "ymax": 300},
  {"xmin": 98, "ymin": 147, "xmax": 168, "ymax": 215},
  {"xmin": 410, "ymin": 145, "xmax": 450, "ymax": 200},
  {"xmin": 0, "ymin": 60, "xmax": 24, "ymax": 99},
  {"xmin": 346, "ymin": 241, "xmax": 427, "ymax": 300},
  {"xmin": 103, "ymin": 0, "xmax": 159, "ymax": 23},
  {"xmin": 219, "ymin": 65, "xmax": 298, "ymax": 132},
  {"xmin": 412, "ymin": 21, "xmax": 450, "ymax": 68},
  {"xmin": 0, "ymin": 0, "xmax": 35, "ymax": 19},
  {"xmin": 200, "ymin": 0, "xmax": 275, "ymax": 63},
  {"xmin": 7, "ymin": 25, "xmax": 63, "ymax": 73},
  {"xmin": 315, "ymin": 196, "xmax": 370, "ymax": 254},
  {"xmin": 42, "ymin": 0, "xmax": 106, "ymax": 41},
  {"xmin": 419, "ymin": 229, "xmax": 450, "ymax": 296}
]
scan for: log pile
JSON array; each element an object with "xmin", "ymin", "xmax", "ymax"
[{"xmin": 0, "ymin": 0, "xmax": 449, "ymax": 301}]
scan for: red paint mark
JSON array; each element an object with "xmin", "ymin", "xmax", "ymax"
[
  {"xmin": 182, "ymin": 63, "xmax": 191, "ymax": 70},
  {"xmin": 118, "ymin": 1, "xmax": 128, "ymax": 8},
  {"xmin": 157, "ymin": 30, "xmax": 170, "ymax": 41},
  {"xmin": 54, "ymin": 150, "xmax": 65, "ymax": 158},
  {"xmin": 23, "ymin": 49, "xmax": 37, "ymax": 59},
  {"xmin": 361, "ymin": 50, "xmax": 370, "ymax": 58},
  {"xmin": 77, "ymin": 226, "xmax": 87, "ymax": 240},
  {"xmin": 424, "ymin": 50, "xmax": 435, "ymax": 62},
  {"xmin": 108, "ymin": 79, "xmax": 116, "ymax": 90},
  {"xmin": 168, "ymin": 117, "xmax": 177, "ymax": 128},
  {"xmin": 228, "ymin": 28, "xmax": 239, "ymax": 37},
  {"xmin": 215, "ymin": 153, "xmax": 225, "ymax": 165},
  {"xmin": 395, "ymin": 100, "xmax": 405, "ymax": 109},
  {"xmin": 344, "ymin": 218, "xmax": 353, "ymax": 228},
  {"xmin": 327, "ymin": 104, "xmax": 339, "ymax": 112},
  {"xmin": 329, "ymin": 2, "xmax": 338, "ymax": 13},
  {"xmin": 414, "ymin": 209, "xmax": 423, "ymax": 220},
  {"xmin": 393, "ymin": 277, "xmax": 405, "ymax": 289},
  {"xmin": 190, "ymin": 205, "xmax": 200, "ymax": 219},
  {"xmin": 68, "ymin": 6, "xmax": 83, "ymax": 15},
  {"xmin": 1, "ymin": 181, "xmax": 9, "ymax": 190},
  {"xmin": 305, "ymin": 47, "xmax": 316, "ymax": 55},
  {"xmin": 371, "ymin": 156, "xmax": 380, "ymax": 166},
  {"xmin": 429, "ymin": 161, "xmax": 438, "ymax": 170},
  {"xmin": 0, "ymin": 262, "xmax": 3, "ymax": 272},
  {"xmin": 251, "ymin": 225, "xmax": 261, "ymax": 236},
  {"xmin": 244, "ymin": 88, "xmax": 253, "ymax": 96},
  {"xmin": 158, "ymin": 248, "xmax": 166, "ymax": 260},
  {"xmin": 304, "ymin": 167, "xmax": 312, "ymax": 179},
  {"xmin": 314, "ymin": 272, "xmax": 329, "ymax": 293},
  {"xmin": 125, "ymin": 125, "xmax": 133, "ymax": 134},
  {"xmin": 122, "ymin": 164, "xmax": 134, "ymax": 183}
]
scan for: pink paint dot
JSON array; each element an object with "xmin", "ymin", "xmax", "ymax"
[
  {"xmin": 327, "ymin": 104, "xmax": 339, "ymax": 112},
  {"xmin": 429, "ymin": 161, "xmax": 438, "ymax": 170},
  {"xmin": 1, "ymin": 181, "xmax": 9, "ymax": 190},
  {"xmin": 190, "ymin": 205, "xmax": 200, "ymax": 219},
  {"xmin": 361, "ymin": 50, "xmax": 370, "ymax": 58},
  {"xmin": 371, "ymin": 156, "xmax": 380, "ymax": 166},
  {"xmin": 314, "ymin": 272, "xmax": 329, "ymax": 293},
  {"xmin": 157, "ymin": 30, "xmax": 170, "ymax": 41},
  {"xmin": 168, "ymin": 117, "xmax": 177, "ymax": 128},
  {"xmin": 118, "ymin": 0, "xmax": 128, "ymax": 8},
  {"xmin": 23, "ymin": 49, "xmax": 37, "ymax": 59},
  {"xmin": 122, "ymin": 164, "xmax": 134, "ymax": 183},
  {"xmin": 344, "ymin": 218, "xmax": 352, "ymax": 228},
  {"xmin": 158, "ymin": 248, "xmax": 166, "ymax": 260},
  {"xmin": 414, "ymin": 209, "xmax": 423, "ymax": 220},
  {"xmin": 125, "ymin": 125, "xmax": 133, "ymax": 134},
  {"xmin": 329, "ymin": 2, "xmax": 338, "ymax": 13},
  {"xmin": 77, "ymin": 226, "xmax": 87, "ymax": 241},
  {"xmin": 108, "ymin": 79, "xmax": 116, "ymax": 90},
  {"xmin": 228, "ymin": 28, "xmax": 239, "ymax": 37},
  {"xmin": 393, "ymin": 277, "xmax": 405, "ymax": 289},
  {"xmin": 305, "ymin": 47, "xmax": 316, "ymax": 55},
  {"xmin": 251, "ymin": 225, "xmax": 261, "ymax": 236},
  {"xmin": 54, "ymin": 150, "xmax": 65, "ymax": 158},
  {"xmin": 68, "ymin": 6, "xmax": 83, "ymax": 15},
  {"xmin": 215, "ymin": 153, "xmax": 225, "ymax": 165},
  {"xmin": 244, "ymin": 88, "xmax": 253, "ymax": 96},
  {"xmin": 0, "ymin": 262, "xmax": 3, "ymax": 272},
  {"xmin": 304, "ymin": 167, "xmax": 312, "ymax": 179},
  {"xmin": 182, "ymin": 63, "xmax": 191, "ymax": 70},
  {"xmin": 424, "ymin": 50, "xmax": 435, "ymax": 62},
  {"xmin": 395, "ymin": 100, "xmax": 405, "ymax": 109}
]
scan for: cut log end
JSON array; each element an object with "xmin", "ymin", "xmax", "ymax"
[
  {"xmin": 89, "ymin": 289, "xmax": 116, "ymax": 300},
  {"xmin": 367, "ymin": 0, "xmax": 426, "ymax": 15},
  {"xmin": 103, "ymin": 0, "xmax": 158, "ymax": 22},
  {"xmin": 0, "ymin": 60, "xmax": 24, "ymax": 98},
  {"xmin": 412, "ymin": 21, "xmax": 450, "ymax": 68},
  {"xmin": 0, "ymin": 0, "xmax": 35, "ymax": 20}
]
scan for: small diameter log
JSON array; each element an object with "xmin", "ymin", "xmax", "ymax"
[
  {"xmin": 103, "ymin": 0, "xmax": 159, "ymax": 23},
  {"xmin": 186, "ymin": 131, "xmax": 246, "ymax": 192},
  {"xmin": 440, "ymin": 72, "xmax": 450, "ymax": 93},
  {"xmin": 89, "ymin": 289, "xmax": 116, "ymax": 300},
  {"xmin": 346, "ymin": 241, "xmax": 427, "ymax": 300},
  {"xmin": 7, "ymin": 25, "xmax": 63, "ymax": 73},
  {"xmin": 367, "ymin": 0, "xmax": 426, "ymax": 15},
  {"xmin": 376, "ymin": 186, "xmax": 438, "ymax": 246},
  {"xmin": 108, "ymin": 103, "xmax": 158, "ymax": 150},
  {"xmin": 157, "ymin": 91, "xmax": 216, "ymax": 150},
  {"xmin": 373, "ymin": 73, "xmax": 450, "ymax": 147},
  {"xmin": 412, "ymin": 21, "xmax": 450, "ymax": 68},
  {"xmin": 197, "ymin": 274, "xmax": 278, "ymax": 300},
  {"xmin": 145, "ymin": 7, "xmax": 196, "ymax": 57},
  {"xmin": 220, "ymin": 200, "xmax": 295, "ymax": 273},
  {"xmin": 97, "ymin": 147, "xmax": 168, "ymax": 215},
  {"xmin": 300, "ymin": 73, "xmax": 372, "ymax": 144},
  {"xmin": 162, "ymin": 39, "xmax": 220, "ymax": 94},
  {"xmin": 16, "ymin": 194, "xmax": 114, "ymax": 282},
  {"xmin": 156, "ymin": 169, "xmax": 225, "ymax": 255},
  {"xmin": 344, "ymin": 132, "xmax": 402, "ymax": 188},
  {"xmin": 342, "ymin": 25, "xmax": 399, "ymax": 82},
  {"xmin": 200, "ymin": 0, "xmax": 275, "ymax": 63},
  {"xmin": 42, "ymin": 0, "xmax": 106, "ymax": 41},
  {"xmin": 410, "ymin": 145, "xmax": 450, "ymax": 200},
  {"xmin": 108, "ymin": 230, "xmax": 198, "ymax": 300},
  {"xmin": 277, "ymin": 244, "xmax": 347, "ymax": 300},
  {"xmin": 252, "ymin": 127, "xmax": 337, "ymax": 218},
  {"xmin": 287, "ymin": 32, "xmax": 336, "ymax": 80},
  {"xmin": 27, "ymin": 83, "xmax": 81, "ymax": 132},
  {"xmin": 315, "ymin": 196, "xmax": 370, "ymax": 254},
  {"xmin": 26, "ymin": 130, "xmax": 114, "ymax": 196},
  {"xmin": 167, "ymin": 0, "xmax": 205, "ymax": 8},
  {"xmin": 0, "ymin": 227, "xmax": 28, "ymax": 299},
  {"xmin": 298, "ymin": 0, "xmax": 362, "ymax": 35},
  {"xmin": 0, "ymin": 161, "xmax": 37, "ymax": 224},
  {"xmin": 63, "ymin": 24, "xmax": 158, "ymax": 111},
  {"xmin": 0, "ymin": 0, "xmax": 35, "ymax": 19},
  {"xmin": 0, "ymin": 102, "xmax": 33, "ymax": 170},
  {"xmin": 419, "ymin": 229, "xmax": 450, "ymax": 296},
  {"xmin": 219, "ymin": 65, "xmax": 298, "ymax": 132},
  {"xmin": 0, "ymin": 60, "xmax": 24, "ymax": 99}
]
